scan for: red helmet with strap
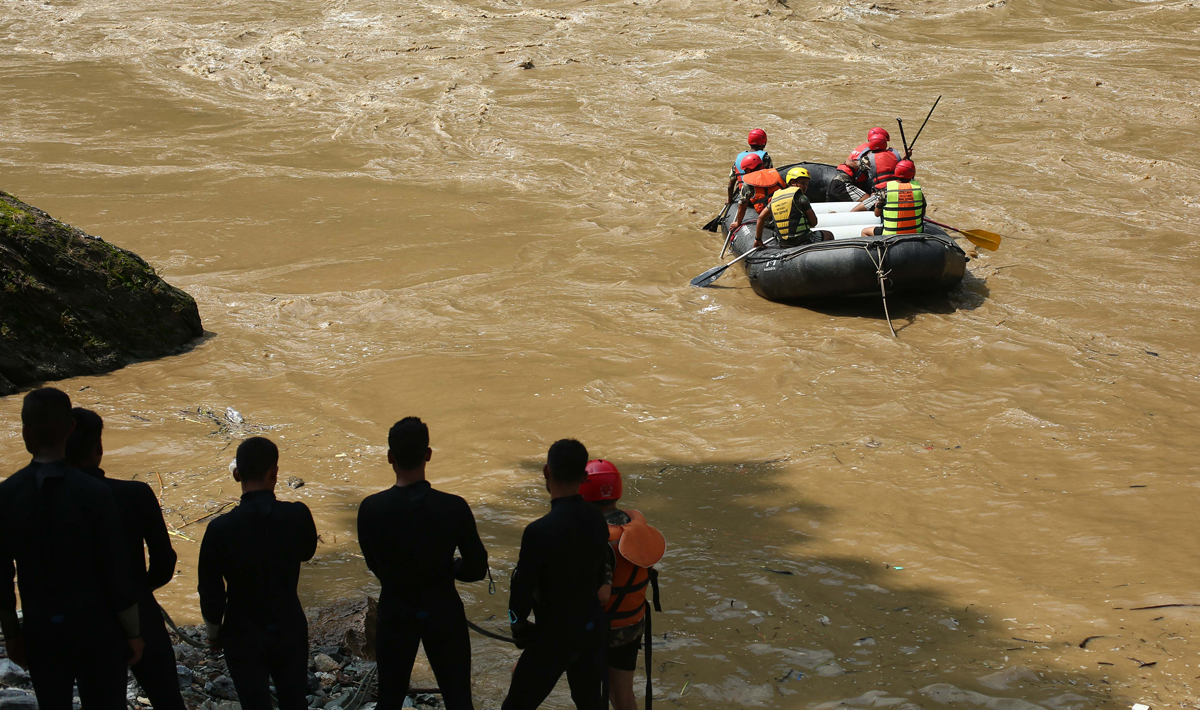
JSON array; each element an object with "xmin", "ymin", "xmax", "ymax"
[
  {"xmin": 868, "ymin": 127, "xmax": 890, "ymax": 142},
  {"xmin": 747, "ymin": 128, "xmax": 767, "ymax": 147},
  {"xmin": 894, "ymin": 159, "xmax": 916, "ymax": 180},
  {"xmin": 867, "ymin": 136, "xmax": 887, "ymax": 151},
  {"xmin": 739, "ymin": 153, "xmax": 763, "ymax": 173},
  {"xmin": 581, "ymin": 459, "xmax": 622, "ymax": 503}
]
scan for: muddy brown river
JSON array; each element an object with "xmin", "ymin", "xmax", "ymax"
[{"xmin": 3, "ymin": 0, "xmax": 1200, "ymax": 706}]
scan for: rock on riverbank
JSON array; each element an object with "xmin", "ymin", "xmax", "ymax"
[
  {"xmin": 0, "ymin": 192, "xmax": 203, "ymax": 396},
  {"xmin": 0, "ymin": 598, "xmax": 440, "ymax": 710}
]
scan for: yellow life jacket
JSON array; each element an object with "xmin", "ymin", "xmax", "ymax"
[
  {"xmin": 767, "ymin": 186, "xmax": 811, "ymax": 239},
  {"xmin": 881, "ymin": 179, "xmax": 925, "ymax": 235}
]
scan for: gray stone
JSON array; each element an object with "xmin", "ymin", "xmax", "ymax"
[
  {"xmin": 0, "ymin": 658, "xmax": 30, "ymax": 685},
  {"xmin": 0, "ymin": 691, "xmax": 38, "ymax": 710},
  {"xmin": 313, "ymin": 654, "xmax": 340, "ymax": 673},
  {"xmin": 208, "ymin": 675, "xmax": 237, "ymax": 701},
  {"xmin": 176, "ymin": 665, "xmax": 194, "ymax": 690}
]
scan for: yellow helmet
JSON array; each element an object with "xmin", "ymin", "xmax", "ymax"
[{"xmin": 786, "ymin": 167, "xmax": 810, "ymax": 182}]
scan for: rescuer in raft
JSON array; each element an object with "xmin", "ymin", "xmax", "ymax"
[
  {"xmin": 860, "ymin": 160, "xmax": 926, "ymax": 237},
  {"xmin": 857, "ymin": 126, "xmax": 904, "ymax": 190},
  {"xmin": 728, "ymin": 153, "xmax": 786, "ymax": 237},
  {"xmin": 580, "ymin": 460, "xmax": 665, "ymax": 710},
  {"xmin": 754, "ymin": 167, "xmax": 830, "ymax": 248},
  {"xmin": 726, "ymin": 128, "xmax": 772, "ymax": 204}
]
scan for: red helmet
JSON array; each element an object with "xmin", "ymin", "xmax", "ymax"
[
  {"xmin": 747, "ymin": 128, "xmax": 768, "ymax": 147},
  {"xmin": 868, "ymin": 127, "xmax": 890, "ymax": 142},
  {"xmin": 580, "ymin": 459, "xmax": 622, "ymax": 503},
  {"xmin": 867, "ymin": 136, "xmax": 887, "ymax": 151},
  {"xmin": 894, "ymin": 159, "xmax": 916, "ymax": 179},
  {"xmin": 739, "ymin": 153, "xmax": 763, "ymax": 173}
]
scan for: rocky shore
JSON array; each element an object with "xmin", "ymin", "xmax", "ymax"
[
  {"xmin": 0, "ymin": 598, "xmax": 440, "ymax": 710},
  {"xmin": 0, "ymin": 192, "xmax": 203, "ymax": 396}
]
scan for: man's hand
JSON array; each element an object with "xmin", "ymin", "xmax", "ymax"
[
  {"xmin": 127, "ymin": 636, "xmax": 145, "ymax": 666},
  {"xmin": 753, "ymin": 239, "xmax": 764, "ymax": 249},
  {"xmin": 729, "ymin": 222, "xmax": 741, "ymax": 234},
  {"xmin": 6, "ymin": 635, "xmax": 28, "ymax": 668},
  {"xmin": 510, "ymin": 619, "xmax": 538, "ymax": 650}
]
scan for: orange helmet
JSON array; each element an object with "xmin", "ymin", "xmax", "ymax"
[{"xmin": 581, "ymin": 459, "xmax": 622, "ymax": 503}]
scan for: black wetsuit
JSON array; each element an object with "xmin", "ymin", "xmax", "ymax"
[
  {"xmin": 197, "ymin": 490, "xmax": 318, "ymax": 710},
  {"xmin": 0, "ymin": 461, "xmax": 138, "ymax": 710},
  {"xmin": 357, "ymin": 481, "xmax": 489, "ymax": 710},
  {"xmin": 81, "ymin": 467, "xmax": 184, "ymax": 710},
  {"xmin": 502, "ymin": 495, "xmax": 609, "ymax": 710}
]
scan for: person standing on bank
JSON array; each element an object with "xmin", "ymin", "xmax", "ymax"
[
  {"xmin": 65, "ymin": 408, "xmax": 186, "ymax": 710},
  {"xmin": 580, "ymin": 460, "xmax": 666, "ymax": 710},
  {"xmin": 357, "ymin": 417, "xmax": 489, "ymax": 710},
  {"xmin": 197, "ymin": 437, "xmax": 318, "ymax": 710},
  {"xmin": 502, "ymin": 440, "xmax": 610, "ymax": 710},
  {"xmin": 0, "ymin": 388, "xmax": 143, "ymax": 710},
  {"xmin": 754, "ymin": 167, "xmax": 830, "ymax": 249}
]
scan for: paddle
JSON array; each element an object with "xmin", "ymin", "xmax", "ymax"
[
  {"xmin": 702, "ymin": 202, "xmax": 731, "ymax": 232},
  {"xmin": 926, "ymin": 218, "xmax": 1002, "ymax": 251},
  {"xmin": 905, "ymin": 96, "xmax": 941, "ymax": 159},
  {"xmin": 690, "ymin": 247, "xmax": 760, "ymax": 287}
]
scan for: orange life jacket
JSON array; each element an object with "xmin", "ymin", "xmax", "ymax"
[
  {"xmin": 605, "ymin": 510, "xmax": 666, "ymax": 629},
  {"xmin": 740, "ymin": 168, "xmax": 786, "ymax": 214}
]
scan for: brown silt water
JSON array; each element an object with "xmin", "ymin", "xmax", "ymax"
[{"xmin": 2, "ymin": 0, "xmax": 1199, "ymax": 706}]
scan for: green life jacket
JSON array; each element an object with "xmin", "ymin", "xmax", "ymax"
[{"xmin": 881, "ymin": 179, "xmax": 925, "ymax": 235}]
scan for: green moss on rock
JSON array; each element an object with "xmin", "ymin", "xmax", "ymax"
[{"xmin": 0, "ymin": 191, "xmax": 203, "ymax": 395}]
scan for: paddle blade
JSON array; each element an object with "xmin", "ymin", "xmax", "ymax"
[
  {"xmin": 964, "ymin": 229, "xmax": 1002, "ymax": 251},
  {"xmin": 690, "ymin": 263, "xmax": 731, "ymax": 288},
  {"xmin": 702, "ymin": 215, "xmax": 721, "ymax": 232}
]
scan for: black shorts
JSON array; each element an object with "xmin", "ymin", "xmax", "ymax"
[
  {"xmin": 607, "ymin": 633, "xmax": 642, "ymax": 672},
  {"xmin": 868, "ymin": 226, "xmax": 884, "ymax": 236}
]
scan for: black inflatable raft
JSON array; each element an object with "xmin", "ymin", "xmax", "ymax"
[{"xmin": 719, "ymin": 162, "xmax": 967, "ymax": 302}]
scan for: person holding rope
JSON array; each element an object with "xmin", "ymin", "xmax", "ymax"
[
  {"xmin": 66, "ymin": 408, "xmax": 186, "ymax": 710},
  {"xmin": 357, "ymin": 417, "xmax": 489, "ymax": 710},
  {"xmin": 197, "ymin": 437, "xmax": 318, "ymax": 710},
  {"xmin": 502, "ymin": 439, "xmax": 610, "ymax": 710},
  {"xmin": 580, "ymin": 460, "xmax": 665, "ymax": 710}
]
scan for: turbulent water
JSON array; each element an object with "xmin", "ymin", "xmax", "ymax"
[{"xmin": 3, "ymin": 0, "xmax": 1200, "ymax": 706}]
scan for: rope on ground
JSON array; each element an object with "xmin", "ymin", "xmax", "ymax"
[
  {"xmin": 161, "ymin": 607, "xmax": 208, "ymax": 648},
  {"xmin": 864, "ymin": 241, "xmax": 897, "ymax": 337},
  {"xmin": 466, "ymin": 619, "xmax": 516, "ymax": 644}
]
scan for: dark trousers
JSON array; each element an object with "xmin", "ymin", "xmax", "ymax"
[
  {"xmin": 26, "ymin": 617, "xmax": 127, "ymax": 710},
  {"xmin": 501, "ymin": 622, "xmax": 605, "ymax": 710},
  {"xmin": 375, "ymin": 600, "xmax": 474, "ymax": 710},
  {"xmin": 223, "ymin": 625, "xmax": 309, "ymax": 710},
  {"xmin": 129, "ymin": 599, "xmax": 185, "ymax": 710}
]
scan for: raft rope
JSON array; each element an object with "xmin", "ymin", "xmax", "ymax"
[{"xmin": 863, "ymin": 241, "xmax": 897, "ymax": 337}]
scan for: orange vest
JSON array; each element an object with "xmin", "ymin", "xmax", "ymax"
[
  {"xmin": 740, "ymin": 169, "xmax": 786, "ymax": 214},
  {"xmin": 605, "ymin": 510, "xmax": 666, "ymax": 629}
]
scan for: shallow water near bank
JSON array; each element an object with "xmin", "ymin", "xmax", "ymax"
[{"xmin": 2, "ymin": 0, "xmax": 1200, "ymax": 706}]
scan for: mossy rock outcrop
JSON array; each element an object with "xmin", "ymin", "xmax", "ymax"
[{"xmin": 0, "ymin": 191, "xmax": 203, "ymax": 395}]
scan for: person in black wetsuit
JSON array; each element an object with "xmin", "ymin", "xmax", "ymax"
[
  {"xmin": 502, "ymin": 439, "xmax": 610, "ymax": 710},
  {"xmin": 66, "ymin": 408, "xmax": 185, "ymax": 710},
  {"xmin": 357, "ymin": 417, "xmax": 489, "ymax": 710},
  {"xmin": 197, "ymin": 437, "xmax": 318, "ymax": 710},
  {"xmin": 0, "ymin": 388, "xmax": 143, "ymax": 710}
]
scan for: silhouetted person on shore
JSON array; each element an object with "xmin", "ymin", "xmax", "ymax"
[
  {"xmin": 66, "ymin": 408, "xmax": 185, "ymax": 710},
  {"xmin": 502, "ymin": 439, "xmax": 610, "ymax": 710},
  {"xmin": 198, "ymin": 437, "xmax": 317, "ymax": 710},
  {"xmin": 357, "ymin": 417, "xmax": 489, "ymax": 710},
  {"xmin": 0, "ymin": 388, "xmax": 143, "ymax": 710}
]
